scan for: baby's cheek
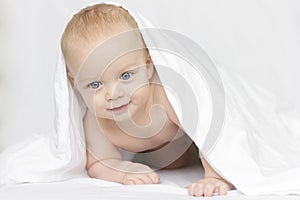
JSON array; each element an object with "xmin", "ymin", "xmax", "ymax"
[
  {"xmin": 93, "ymin": 94, "xmax": 108, "ymax": 115},
  {"xmin": 80, "ymin": 92, "xmax": 99, "ymax": 114},
  {"xmin": 130, "ymin": 85, "xmax": 150, "ymax": 105}
]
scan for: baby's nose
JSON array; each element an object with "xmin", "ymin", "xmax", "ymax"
[{"xmin": 105, "ymin": 86, "xmax": 125, "ymax": 101}]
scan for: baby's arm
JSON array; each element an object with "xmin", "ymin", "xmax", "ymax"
[
  {"xmin": 86, "ymin": 150, "xmax": 160, "ymax": 184},
  {"xmin": 187, "ymin": 155, "xmax": 235, "ymax": 197},
  {"xmin": 84, "ymin": 110, "xmax": 160, "ymax": 184}
]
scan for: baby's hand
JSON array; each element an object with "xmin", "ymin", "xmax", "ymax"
[
  {"xmin": 187, "ymin": 177, "xmax": 234, "ymax": 197},
  {"xmin": 122, "ymin": 163, "xmax": 160, "ymax": 185}
]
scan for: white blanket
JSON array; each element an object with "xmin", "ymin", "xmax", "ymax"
[
  {"xmin": 0, "ymin": 1, "xmax": 300, "ymax": 196},
  {"xmin": 1, "ymin": 165, "xmax": 246, "ymax": 200}
]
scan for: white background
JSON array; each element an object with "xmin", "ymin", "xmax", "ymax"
[{"xmin": 0, "ymin": 0, "xmax": 299, "ymax": 151}]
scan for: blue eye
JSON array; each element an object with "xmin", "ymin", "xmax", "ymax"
[
  {"xmin": 88, "ymin": 81, "xmax": 102, "ymax": 89},
  {"xmin": 120, "ymin": 72, "xmax": 132, "ymax": 80}
]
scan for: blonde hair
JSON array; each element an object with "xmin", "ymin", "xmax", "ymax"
[{"xmin": 61, "ymin": 3, "xmax": 138, "ymax": 60}]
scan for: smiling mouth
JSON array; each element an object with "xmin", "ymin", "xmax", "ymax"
[{"xmin": 108, "ymin": 102, "xmax": 131, "ymax": 112}]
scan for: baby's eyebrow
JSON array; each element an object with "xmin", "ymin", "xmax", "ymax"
[
  {"xmin": 79, "ymin": 76, "xmax": 98, "ymax": 82},
  {"xmin": 116, "ymin": 62, "xmax": 138, "ymax": 72},
  {"xmin": 118, "ymin": 62, "xmax": 145, "ymax": 73}
]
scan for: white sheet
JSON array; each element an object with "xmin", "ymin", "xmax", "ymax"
[{"xmin": 2, "ymin": 165, "xmax": 299, "ymax": 200}]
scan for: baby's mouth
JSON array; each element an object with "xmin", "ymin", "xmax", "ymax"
[{"xmin": 108, "ymin": 102, "xmax": 131, "ymax": 112}]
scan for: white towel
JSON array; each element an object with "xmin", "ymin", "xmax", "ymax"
[{"xmin": 1, "ymin": 1, "xmax": 300, "ymax": 196}]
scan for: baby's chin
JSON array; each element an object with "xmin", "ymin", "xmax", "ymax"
[
  {"xmin": 109, "ymin": 113, "xmax": 133, "ymax": 122},
  {"xmin": 96, "ymin": 110, "xmax": 135, "ymax": 122}
]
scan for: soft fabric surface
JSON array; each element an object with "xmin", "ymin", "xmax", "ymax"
[{"xmin": 1, "ymin": 165, "xmax": 299, "ymax": 200}]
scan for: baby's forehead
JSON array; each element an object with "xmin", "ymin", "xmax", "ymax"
[
  {"xmin": 76, "ymin": 49, "xmax": 147, "ymax": 84},
  {"xmin": 67, "ymin": 28, "xmax": 146, "ymax": 75}
]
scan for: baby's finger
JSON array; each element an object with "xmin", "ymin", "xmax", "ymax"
[
  {"xmin": 124, "ymin": 179, "xmax": 135, "ymax": 185},
  {"xmin": 193, "ymin": 183, "xmax": 204, "ymax": 197},
  {"xmin": 138, "ymin": 175, "xmax": 154, "ymax": 184},
  {"xmin": 203, "ymin": 183, "xmax": 215, "ymax": 197},
  {"xmin": 132, "ymin": 177, "xmax": 144, "ymax": 185},
  {"xmin": 147, "ymin": 172, "xmax": 160, "ymax": 184},
  {"xmin": 218, "ymin": 185, "xmax": 229, "ymax": 195},
  {"xmin": 187, "ymin": 184, "xmax": 196, "ymax": 196}
]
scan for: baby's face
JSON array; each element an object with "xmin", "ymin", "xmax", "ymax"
[{"xmin": 67, "ymin": 27, "xmax": 153, "ymax": 122}]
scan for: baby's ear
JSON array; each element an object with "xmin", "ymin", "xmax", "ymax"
[
  {"xmin": 146, "ymin": 54, "xmax": 154, "ymax": 79},
  {"xmin": 67, "ymin": 69, "xmax": 75, "ymax": 86}
]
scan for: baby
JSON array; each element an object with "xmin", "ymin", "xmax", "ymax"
[{"xmin": 61, "ymin": 3, "xmax": 234, "ymax": 197}]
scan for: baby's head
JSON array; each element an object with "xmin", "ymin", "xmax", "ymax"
[
  {"xmin": 61, "ymin": 3, "xmax": 155, "ymax": 122},
  {"xmin": 61, "ymin": 3, "xmax": 140, "ymax": 74}
]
